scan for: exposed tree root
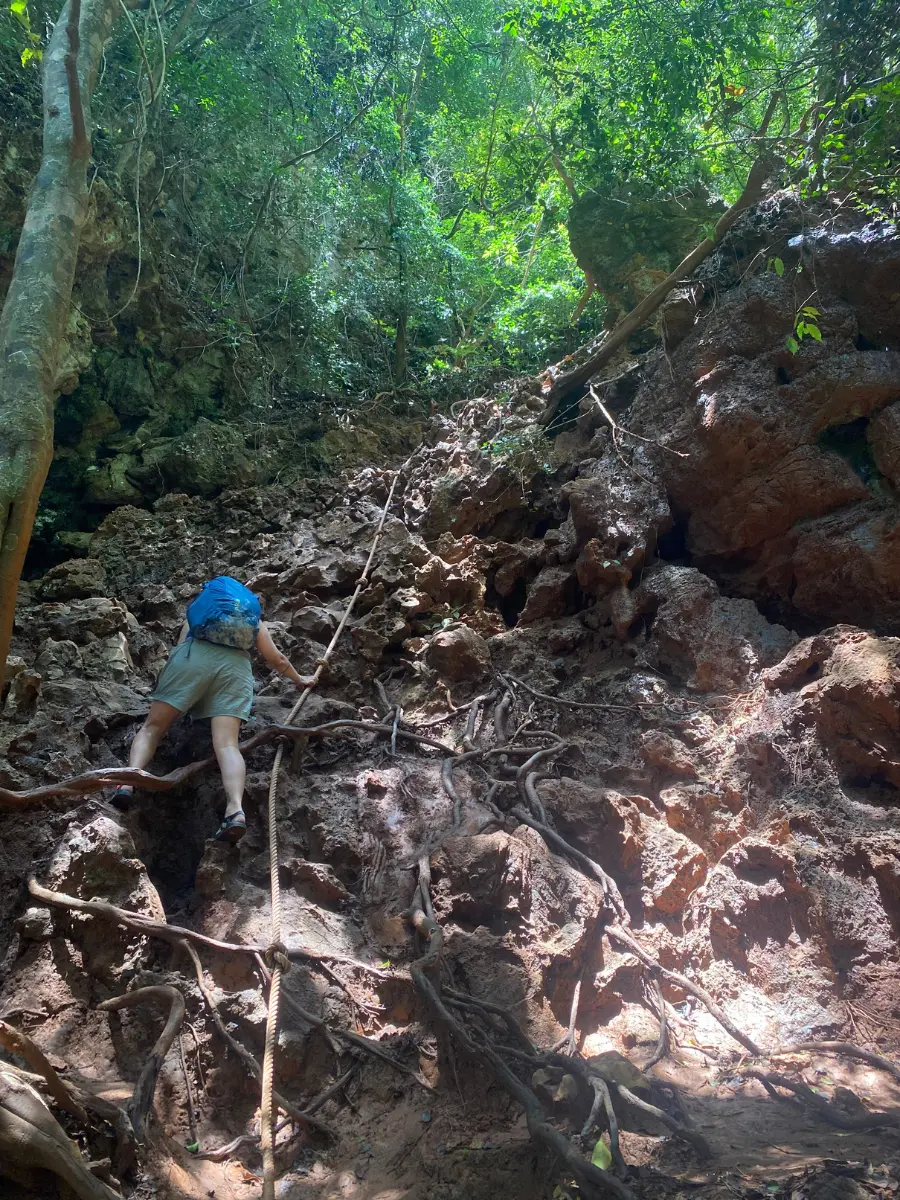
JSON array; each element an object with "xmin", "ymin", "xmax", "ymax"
[
  {"xmin": 511, "ymin": 805, "xmax": 629, "ymax": 924},
  {"xmin": 0, "ymin": 1065, "xmax": 122, "ymax": 1200},
  {"xmin": 28, "ymin": 876, "xmax": 393, "ymax": 978},
  {"xmin": 404, "ymin": 877, "xmax": 634, "ymax": 1200},
  {"xmin": 765, "ymin": 1042, "xmax": 900, "ymax": 1085},
  {"xmin": 612, "ymin": 1083, "xmax": 712, "ymax": 1159},
  {"xmin": 0, "ymin": 1018, "xmax": 87, "ymax": 1123},
  {"xmin": 178, "ymin": 940, "xmax": 337, "ymax": 1139},
  {"xmin": 606, "ymin": 925, "xmax": 762, "ymax": 1055},
  {"xmin": 742, "ymin": 1068, "xmax": 900, "ymax": 1130},
  {"xmin": 501, "ymin": 674, "xmax": 634, "ymax": 712},
  {"xmin": 253, "ymin": 954, "xmax": 433, "ymax": 1089},
  {"xmin": 643, "ymin": 976, "xmax": 670, "ymax": 1070},
  {"xmin": 582, "ymin": 1074, "xmax": 627, "ymax": 1178},
  {"xmin": 97, "ymin": 986, "xmax": 185, "ymax": 1140}
]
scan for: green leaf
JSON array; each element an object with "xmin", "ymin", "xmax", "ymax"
[
  {"xmin": 773, "ymin": 257, "xmax": 784, "ymax": 276},
  {"xmin": 785, "ymin": 336, "xmax": 799, "ymax": 354},
  {"xmin": 801, "ymin": 306, "xmax": 820, "ymax": 316},
  {"xmin": 591, "ymin": 1138, "xmax": 612, "ymax": 1170},
  {"xmin": 10, "ymin": 0, "xmax": 28, "ymax": 14},
  {"xmin": 795, "ymin": 322, "xmax": 808, "ymax": 338},
  {"xmin": 805, "ymin": 323, "xmax": 822, "ymax": 341},
  {"xmin": 20, "ymin": 45, "xmax": 40, "ymax": 66}
]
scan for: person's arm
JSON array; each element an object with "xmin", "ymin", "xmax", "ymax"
[{"xmin": 256, "ymin": 623, "xmax": 314, "ymax": 688}]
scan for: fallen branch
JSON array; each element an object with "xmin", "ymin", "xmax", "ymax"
[
  {"xmin": 588, "ymin": 386, "xmax": 688, "ymax": 459},
  {"xmin": 537, "ymin": 124, "xmax": 780, "ymax": 410},
  {"xmin": 97, "ymin": 986, "xmax": 184, "ymax": 1139}
]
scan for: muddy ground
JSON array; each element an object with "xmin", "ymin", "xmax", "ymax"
[{"xmin": 1, "ymin": 195, "xmax": 899, "ymax": 1200}]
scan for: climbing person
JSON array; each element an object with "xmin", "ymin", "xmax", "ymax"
[{"xmin": 109, "ymin": 576, "xmax": 312, "ymax": 843}]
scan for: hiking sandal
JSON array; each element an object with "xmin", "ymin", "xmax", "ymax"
[
  {"xmin": 110, "ymin": 788, "xmax": 133, "ymax": 813},
  {"xmin": 214, "ymin": 811, "xmax": 247, "ymax": 844}
]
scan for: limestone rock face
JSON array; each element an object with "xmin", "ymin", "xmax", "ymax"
[
  {"xmin": 426, "ymin": 624, "xmax": 491, "ymax": 682},
  {"xmin": 762, "ymin": 624, "xmax": 900, "ymax": 786},
  {"xmin": 35, "ymin": 558, "xmax": 108, "ymax": 602},
  {"xmin": 621, "ymin": 203, "xmax": 900, "ymax": 631},
  {"xmin": 634, "ymin": 564, "xmax": 797, "ymax": 691}
]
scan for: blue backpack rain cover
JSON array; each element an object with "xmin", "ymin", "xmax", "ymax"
[{"xmin": 186, "ymin": 576, "xmax": 261, "ymax": 651}]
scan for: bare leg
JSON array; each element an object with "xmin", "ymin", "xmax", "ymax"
[
  {"xmin": 211, "ymin": 716, "xmax": 245, "ymax": 818},
  {"xmin": 129, "ymin": 701, "xmax": 182, "ymax": 772}
]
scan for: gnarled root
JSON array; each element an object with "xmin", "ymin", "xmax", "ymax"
[
  {"xmin": 98, "ymin": 986, "xmax": 185, "ymax": 1140},
  {"xmin": 0, "ymin": 1065, "xmax": 121, "ymax": 1200},
  {"xmin": 404, "ymin": 869, "xmax": 634, "ymax": 1200},
  {"xmin": 742, "ymin": 1068, "xmax": 900, "ymax": 1130}
]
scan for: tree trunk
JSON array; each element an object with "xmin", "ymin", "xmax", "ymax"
[{"xmin": 0, "ymin": 0, "xmax": 119, "ymax": 681}]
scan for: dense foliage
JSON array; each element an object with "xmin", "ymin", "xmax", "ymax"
[{"xmin": 2, "ymin": 0, "xmax": 899, "ymax": 405}]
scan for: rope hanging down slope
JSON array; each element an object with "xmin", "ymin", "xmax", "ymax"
[{"xmin": 260, "ymin": 464, "xmax": 407, "ymax": 1200}]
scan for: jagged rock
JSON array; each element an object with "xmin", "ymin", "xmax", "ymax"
[
  {"xmin": 133, "ymin": 584, "xmax": 179, "ymax": 624},
  {"xmin": 762, "ymin": 624, "xmax": 900, "ymax": 785},
  {"xmin": 35, "ymin": 557, "xmax": 108, "ymax": 601},
  {"xmin": 3, "ymin": 656, "xmax": 26, "ymax": 682},
  {"xmin": 639, "ymin": 819, "xmax": 707, "ymax": 915},
  {"xmin": 13, "ymin": 907, "xmax": 54, "ymax": 941},
  {"xmin": 415, "ymin": 553, "xmax": 485, "ymax": 608},
  {"xmin": 661, "ymin": 783, "xmax": 751, "ymax": 853},
  {"xmin": 639, "ymin": 730, "xmax": 698, "ymax": 778},
  {"xmin": 868, "ymin": 400, "xmax": 900, "ymax": 486},
  {"xmin": 81, "ymin": 632, "xmax": 135, "ymax": 683},
  {"xmin": 4, "ymin": 669, "xmax": 42, "ymax": 716},
  {"xmin": 627, "ymin": 208, "xmax": 900, "ymax": 630},
  {"xmin": 425, "ymin": 624, "xmax": 491, "ymax": 682},
  {"xmin": 291, "ymin": 604, "xmax": 339, "ymax": 643},
  {"xmin": 41, "ymin": 816, "xmax": 166, "ymax": 982},
  {"xmin": 33, "ymin": 597, "xmax": 129, "ymax": 644},
  {"xmin": 563, "ymin": 454, "xmax": 671, "ymax": 596},
  {"xmin": 635, "ymin": 564, "xmax": 796, "ymax": 690},
  {"xmin": 34, "ymin": 639, "xmax": 83, "ymax": 682},
  {"xmin": 518, "ymin": 565, "xmax": 577, "ymax": 624},
  {"xmin": 288, "ymin": 858, "xmax": 351, "ymax": 903}
]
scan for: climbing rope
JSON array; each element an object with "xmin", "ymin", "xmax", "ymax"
[{"xmin": 260, "ymin": 466, "xmax": 407, "ymax": 1199}]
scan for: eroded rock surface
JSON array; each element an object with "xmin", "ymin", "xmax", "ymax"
[{"xmin": 1, "ymin": 195, "xmax": 899, "ymax": 1200}]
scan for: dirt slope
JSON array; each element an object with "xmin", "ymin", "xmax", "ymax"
[{"xmin": 0, "ymin": 195, "xmax": 899, "ymax": 1200}]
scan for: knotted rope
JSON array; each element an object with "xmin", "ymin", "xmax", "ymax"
[{"xmin": 260, "ymin": 466, "xmax": 406, "ymax": 1199}]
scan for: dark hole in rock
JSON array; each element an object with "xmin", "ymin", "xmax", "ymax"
[
  {"xmin": 485, "ymin": 575, "xmax": 528, "ymax": 627},
  {"xmin": 817, "ymin": 415, "xmax": 880, "ymax": 485},
  {"xmin": 776, "ymin": 364, "xmax": 792, "ymax": 385},
  {"xmin": 546, "ymin": 394, "xmax": 584, "ymax": 438},
  {"xmin": 130, "ymin": 784, "xmax": 219, "ymax": 911},
  {"xmin": 627, "ymin": 611, "xmax": 655, "ymax": 640},
  {"xmin": 656, "ymin": 513, "xmax": 690, "ymax": 563},
  {"xmin": 475, "ymin": 508, "xmax": 561, "ymax": 542},
  {"xmin": 805, "ymin": 661, "xmax": 822, "ymax": 679},
  {"xmin": 856, "ymin": 332, "xmax": 877, "ymax": 351}
]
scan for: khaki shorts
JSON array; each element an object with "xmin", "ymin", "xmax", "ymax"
[{"xmin": 151, "ymin": 639, "xmax": 254, "ymax": 720}]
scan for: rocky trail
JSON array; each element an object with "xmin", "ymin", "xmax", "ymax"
[{"xmin": 1, "ymin": 194, "xmax": 900, "ymax": 1200}]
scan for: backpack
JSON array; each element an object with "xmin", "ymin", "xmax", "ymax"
[{"xmin": 186, "ymin": 576, "xmax": 261, "ymax": 651}]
